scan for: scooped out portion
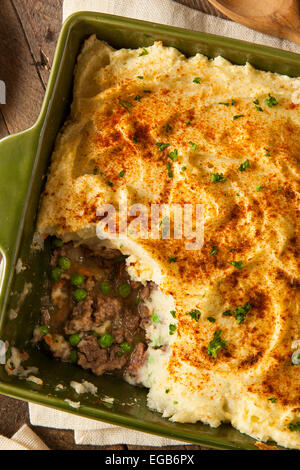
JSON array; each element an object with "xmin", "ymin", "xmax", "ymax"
[{"xmin": 33, "ymin": 238, "xmax": 158, "ymax": 384}]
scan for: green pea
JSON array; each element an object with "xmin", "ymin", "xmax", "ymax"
[
  {"xmin": 51, "ymin": 267, "xmax": 62, "ymax": 281},
  {"xmin": 118, "ymin": 283, "xmax": 131, "ymax": 298},
  {"xmin": 58, "ymin": 256, "xmax": 71, "ymax": 271},
  {"xmin": 152, "ymin": 314, "xmax": 160, "ymax": 323},
  {"xmin": 70, "ymin": 273, "xmax": 85, "ymax": 286},
  {"xmin": 72, "ymin": 288, "xmax": 87, "ymax": 302},
  {"xmin": 120, "ymin": 342, "xmax": 132, "ymax": 353},
  {"xmin": 99, "ymin": 333, "xmax": 114, "ymax": 348},
  {"xmin": 100, "ymin": 281, "xmax": 111, "ymax": 295},
  {"xmin": 69, "ymin": 350, "xmax": 77, "ymax": 363},
  {"xmin": 52, "ymin": 237, "xmax": 63, "ymax": 248},
  {"xmin": 39, "ymin": 325, "xmax": 49, "ymax": 336},
  {"xmin": 69, "ymin": 334, "xmax": 81, "ymax": 347}
]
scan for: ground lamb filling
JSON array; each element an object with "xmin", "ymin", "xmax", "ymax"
[{"xmin": 33, "ymin": 238, "xmax": 155, "ymax": 383}]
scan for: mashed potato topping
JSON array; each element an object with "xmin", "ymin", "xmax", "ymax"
[{"xmin": 37, "ymin": 36, "xmax": 300, "ymax": 449}]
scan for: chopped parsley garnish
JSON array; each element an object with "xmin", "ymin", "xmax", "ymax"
[
  {"xmin": 288, "ymin": 422, "xmax": 300, "ymax": 431},
  {"xmin": 166, "ymin": 123, "xmax": 172, "ymax": 133},
  {"xmin": 210, "ymin": 246, "xmax": 218, "ymax": 255},
  {"xmin": 265, "ymin": 93, "xmax": 278, "ymax": 107},
  {"xmin": 133, "ymin": 137, "xmax": 138, "ymax": 143},
  {"xmin": 218, "ymin": 99, "xmax": 235, "ymax": 106},
  {"xmin": 152, "ymin": 344, "xmax": 163, "ymax": 350},
  {"xmin": 228, "ymin": 260, "xmax": 243, "ymax": 269},
  {"xmin": 134, "ymin": 95, "xmax": 141, "ymax": 102},
  {"xmin": 106, "ymin": 181, "xmax": 113, "ymax": 187},
  {"xmin": 139, "ymin": 48, "xmax": 148, "ymax": 57},
  {"xmin": 253, "ymin": 99, "xmax": 263, "ymax": 112},
  {"xmin": 168, "ymin": 149, "xmax": 178, "ymax": 161},
  {"xmin": 208, "ymin": 330, "xmax": 227, "ymax": 359},
  {"xmin": 168, "ymin": 256, "xmax": 177, "ymax": 263},
  {"xmin": 166, "ymin": 163, "xmax": 173, "ymax": 178},
  {"xmin": 181, "ymin": 166, "xmax": 187, "ymax": 172},
  {"xmin": 170, "ymin": 310, "xmax": 176, "ymax": 318},
  {"xmin": 137, "ymin": 76, "xmax": 144, "ymax": 79},
  {"xmin": 186, "ymin": 119, "xmax": 191, "ymax": 125},
  {"xmin": 156, "ymin": 142, "xmax": 170, "ymax": 151},
  {"xmin": 165, "ymin": 389, "xmax": 170, "ymax": 394},
  {"xmin": 189, "ymin": 141, "xmax": 197, "ymax": 151},
  {"xmin": 207, "ymin": 317, "xmax": 216, "ymax": 323},
  {"xmin": 119, "ymin": 100, "xmax": 132, "ymax": 113},
  {"xmin": 186, "ymin": 309, "xmax": 201, "ymax": 322},
  {"xmin": 264, "ymin": 148, "xmax": 270, "ymax": 157},
  {"xmin": 193, "ymin": 77, "xmax": 201, "ymax": 84},
  {"xmin": 113, "ymin": 254, "xmax": 129, "ymax": 262},
  {"xmin": 222, "ymin": 310, "xmax": 232, "ymax": 317},
  {"xmin": 238, "ymin": 159, "xmax": 250, "ymax": 172},
  {"xmin": 143, "ymin": 90, "xmax": 151, "ymax": 93},
  {"xmin": 118, "ymin": 170, "xmax": 125, "ymax": 177},
  {"xmin": 211, "ymin": 173, "xmax": 226, "ymax": 183},
  {"xmin": 93, "ymin": 168, "xmax": 98, "ymax": 175},
  {"xmin": 169, "ymin": 324, "xmax": 177, "ymax": 335},
  {"xmin": 233, "ymin": 302, "xmax": 251, "ymax": 325},
  {"xmin": 256, "ymin": 184, "xmax": 263, "ymax": 192},
  {"xmin": 268, "ymin": 397, "xmax": 277, "ymax": 403},
  {"xmin": 233, "ymin": 114, "xmax": 245, "ymax": 120}
]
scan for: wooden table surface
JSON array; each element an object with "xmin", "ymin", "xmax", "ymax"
[{"xmin": 0, "ymin": 0, "xmax": 227, "ymax": 450}]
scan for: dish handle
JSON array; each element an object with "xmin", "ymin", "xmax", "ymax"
[{"xmin": 0, "ymin": 127, "xmax": 38, "ymax": 316}]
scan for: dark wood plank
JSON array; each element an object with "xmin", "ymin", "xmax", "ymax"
[
  {"xmin": 12, "ymin": 0, "xmax": 63, "ymax": 88},
  {"xmin": 0, "ymin": 0, "xmax": 44, "ymax": 136},
  {"xmin": 0, "ymin": 395, "xmax": 29, "ymax": 437}
]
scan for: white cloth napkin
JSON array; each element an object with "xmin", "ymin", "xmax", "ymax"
[
  {"xmin": 3, "ymin": 0, "xmax": 300, "ymax": 450},
  {"xmin": 0, "ymin": 425, "xmax": 49, "ymax": 450},
  {"xmin": 29, "ymin": 403, "xmax": 186, "ymax": 446}
]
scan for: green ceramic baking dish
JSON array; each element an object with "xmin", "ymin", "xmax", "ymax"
[{"xmin": 0, "ymin": 12, "xmax": 299, "ymax": 450}]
